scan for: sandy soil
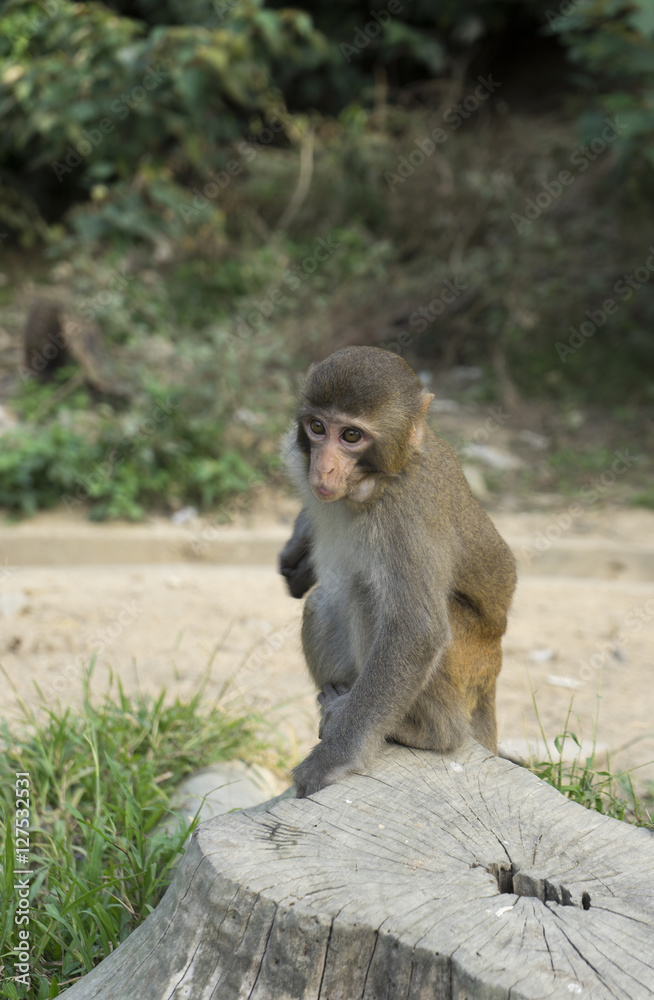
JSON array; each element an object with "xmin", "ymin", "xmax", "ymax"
[{"xmin": 1, "ymin": 505, "xmax": 653, "ymax": 792}]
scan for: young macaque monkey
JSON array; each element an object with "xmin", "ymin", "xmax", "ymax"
[{"xmin": 280, "ymin": 346, "xmax": 516, "ymax": 798}]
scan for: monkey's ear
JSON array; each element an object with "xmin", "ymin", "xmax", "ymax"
[{"xmin": 409, "ymin": 392, "xmax": 435, "ymax": 448}]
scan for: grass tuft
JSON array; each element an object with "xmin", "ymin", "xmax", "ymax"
[
  {"xmin": 527, "ymin": 692, "xmax": 652, "ymax": 828},
  {"xmin": 0, "ymin": 666, "xmax": 287, "ymax": 997},
  {"xmin": 530, "ymin": 729, "xmax": 651, "ymax": 826}
]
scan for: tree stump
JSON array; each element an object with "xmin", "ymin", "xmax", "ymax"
[{"xmin": 61, "ymin": 741, "xmax": 654, "ymax": 999}]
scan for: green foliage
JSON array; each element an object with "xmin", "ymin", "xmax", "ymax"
[
  {"xmin": 0, "ymin": 668, "xmax": 284, "ymax": 996},
  {"xmin": 1, "ymin": 0, "xmax": 653, "ymax": 485},
  {"xmin": 631, "ymin": 485, "xmax": 654, "ymax": 510},
  {"xmin": 528, "ymin": 697, "xmax": 651, "ymax": 827},
  {"xmin": 1, "ymin": 224, "xmax": 338, "ymax": 519},
  {"xmin": 547, "ymin": 0, "xmax": 654, "ymax": 191},
  {"xmin": 0, "ymin": 0, "xmax": 328, "ymax": 245},
  {"xmin": 2, "ymin": 98, "xmax": 651, "ymax": 526},
  {"xmin": 547, "ymin": 445, "xmax": 623, "ymax": 494},
  {"xmin": 531, "ymin": 730, "xmax": 649, "ymax": 826},
  {"xmin": 2, "ymin": 0, "xmax": 654, "ymax": 249},
  {"xmin": 316, "ymin": 103, "xmax": 654, "ymax": 405},
  {"xmin": 2, "ymin": 373, "xmax": 262, "ymax": 520}
]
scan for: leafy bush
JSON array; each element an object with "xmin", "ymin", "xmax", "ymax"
[
  {"xmin": 2, "ymin": 374, "xmax": 269, "ymax": 520},
  {"xmin": 2, "ymin": 0, "xmax": 654, "ymax": 251},
  {"xmin": 1, "ymin": 0, "xmax": 653, "ymax": 514},
  {"xmin": 0, "ymin": 0, "xmax": 328, "ymax": 246},
  {"xmin": 548, "ymin": 0, "xmax": 654, "ymax": 193}
]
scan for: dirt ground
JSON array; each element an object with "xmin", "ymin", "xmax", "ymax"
[{"xmin": 1, "ymin": 502, "xmax": 653, "ymax": 793}]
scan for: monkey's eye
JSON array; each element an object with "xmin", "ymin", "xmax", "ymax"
[
  {"xmin": 342, "ymin": 428, "xmax": 362, "ymax": 444},
  {"xmin": 308, "ymin": 418, "xmax": 325, "ymax": 435}
]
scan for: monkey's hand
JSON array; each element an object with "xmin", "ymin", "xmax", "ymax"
[
  {"xmin": 293, "ymin": 739, "xmax": 358, "ymax": 798},
  {"xmin": 293, "ymin": 716, "xmax": 379, "ymax": 798},
  {"xmin": 317, "ymin": 683, "xmax": 350, "ymax": 740},
  {"xmin": 278, "ymin": 510, "xmax": 316, "ymax": 599}
]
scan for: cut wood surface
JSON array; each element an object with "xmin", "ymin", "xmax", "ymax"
[{"xmin": 61, "ymin": 741, "xmax": 654, "ymax": 1000}]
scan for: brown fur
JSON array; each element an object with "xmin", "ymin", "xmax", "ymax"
[{"xmin": 23, "ymin": 299, "xmax": 72, "ymax": 378}]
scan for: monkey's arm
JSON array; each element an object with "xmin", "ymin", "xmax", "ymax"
[
  {"xmin": 278, "ymin": 508, "xmax": 316, "ymax": 598},
  {"xmin": 294, "ymin": 592, "xmax": 452, "ymax": 797}
]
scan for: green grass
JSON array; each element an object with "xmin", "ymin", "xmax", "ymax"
[
  {"xmin": 0, "ymin": 667, "xmax": 288, "ymax": 998},
  {"xmin": 2, "ymin": 375, "xmax": 261, "ymax": 521},
  {"xmin": 529, "ymin": 730, "xmax": 651, "ymax": 826},
  {"xmin": 526, "ymin": 696, "xmax": 653, "ymax": 828}
]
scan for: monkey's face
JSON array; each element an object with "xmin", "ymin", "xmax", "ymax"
[{"xmin": 300, "ymin": 411, "xmax": 379, "ymax": 503}]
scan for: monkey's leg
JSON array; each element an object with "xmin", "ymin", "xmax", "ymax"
[
  {"xmin": 460, "ymin": 634, "xmax": 502, "ymax": 754},
  {"xmin": 447, "ymin": 600, "xmax": 502, "ymax": 754},
  {"xmin": 318, "ymin": 683, "xmax": 350, "ymax": 739},
  {"xmin": 388, "ymin": 668, "xmax": 471, "ymax": 753},
  {"xmin": 470, "ymin": 679, "xmax": 498, "ymax": 754}
]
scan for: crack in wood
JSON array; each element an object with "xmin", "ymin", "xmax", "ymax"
[
  {"xmin": 259, "ymin": 819, "xmax": 301, "ymax": 847},
  {"xmin": 487, "ymin": 861, "xmax": 592, "ymax": 910}
]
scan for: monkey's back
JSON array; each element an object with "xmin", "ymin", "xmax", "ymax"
[{"xmin": 413, "ymin": 428, "xmax": 516, "ymax": 624}]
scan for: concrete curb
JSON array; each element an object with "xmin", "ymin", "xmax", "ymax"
[
  {"xmin": 508, "ymin": 536, "xmax": 654, "ymax": 580},
  {"xmin": 0, "ymin": 524, "xmax": 289, "ymax": 567},
  {"xmin": 0, "ymin": 523, "xmax": 652, "ymax": 579}
]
